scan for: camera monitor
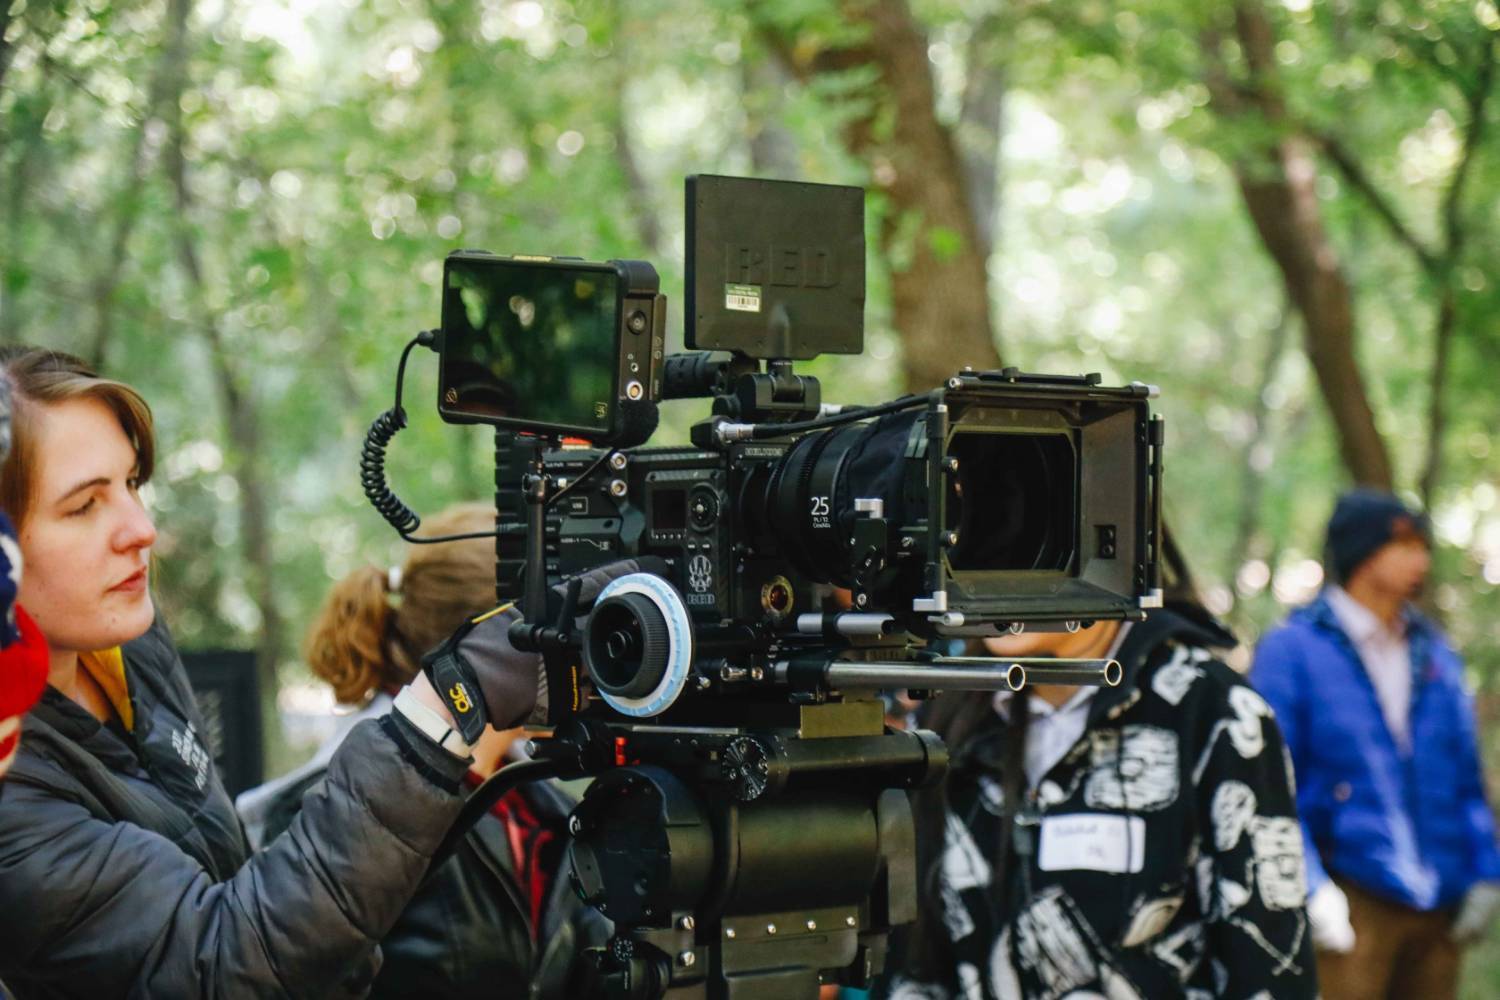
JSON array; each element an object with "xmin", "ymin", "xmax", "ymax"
[
  {"xmin": 437, "ymin": 252, "xmax": 664, "ymax": 444},
  {"xmin": 685, "ymin": 175, "xmax": 865, "ymax": 359}
]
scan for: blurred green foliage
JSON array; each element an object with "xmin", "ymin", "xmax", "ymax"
[{"xmin": 3, "ymin": 0, "xmax": 1498, "ymax": 864}]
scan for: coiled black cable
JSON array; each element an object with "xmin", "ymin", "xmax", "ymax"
[
  {"xmin": 362, "ymin": 404, "xmax": 420, "ymax": 534},
  {"xmin": 362, "ymin": 330, "xmax": 502, "ymax": 545}
]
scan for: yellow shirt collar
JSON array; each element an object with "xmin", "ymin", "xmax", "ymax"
[{"xmin": 78, "ymin": 647, "xmax": 133, "ymax": 731}]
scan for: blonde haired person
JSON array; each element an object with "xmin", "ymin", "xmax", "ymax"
[
  {"xmin": 0, "ymin": 347, "xmax": 640, "ymax": 998},
  {"xmin": 239, "ymin": 504, "xmax": 607, "ymax": 999},
  {"xmin": 308, "ymin": 503, "xmax": 500, "ymax": 706}
]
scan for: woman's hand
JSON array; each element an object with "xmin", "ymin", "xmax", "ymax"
[{"xmin": 421, "ymin": 557, "xmax": 668, "ymax": 740}]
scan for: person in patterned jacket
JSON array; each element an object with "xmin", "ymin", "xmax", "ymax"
[{"xmin": 878, "ymin": 554, "xmax": 1316, "ymax": 999}]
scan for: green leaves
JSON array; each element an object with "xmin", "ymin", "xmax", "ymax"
[{"xmin": 5, "ymin": 0, "xmax": 1499, "ymax": 760}]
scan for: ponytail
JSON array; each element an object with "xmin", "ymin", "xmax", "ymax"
[
  {"xmin": 304, "ymin": 564, "xmax": 399, "ymax": 705},
  {"xmin": 304, "ymin": 502, "xmax": 497, "ymax": 707}
]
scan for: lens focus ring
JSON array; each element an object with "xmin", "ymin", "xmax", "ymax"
[{"xmin": 584, "ymin": 592, "xmax": 671, "ymax": 699}]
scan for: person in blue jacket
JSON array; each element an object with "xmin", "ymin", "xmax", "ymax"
[{"xmin": 1251, "ymin": 488, "xmax": 1500, "ymax": 1000}]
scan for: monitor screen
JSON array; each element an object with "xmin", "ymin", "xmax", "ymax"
[{"xmin": 440, "ymin": 256, "xmax": 620, "ymax": 433}]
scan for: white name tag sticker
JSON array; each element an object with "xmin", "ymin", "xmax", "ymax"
[{"xmin": 1038, "ymin": 813, "xmax": 1146, "ymax": 874}]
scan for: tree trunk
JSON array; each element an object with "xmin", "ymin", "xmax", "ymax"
[
  {"xmin": 1224, "ymin": 304, "xmax": 1292, "ymax": 616},
  {"xmin": 88, "ymin": 123, "xmax": 157, "ymax": 367},
  {"xmin": 1418, "ymin": 289, "xmax": 1455, "ymax": 510},
  {"xmin": 1205, "ymin": 2, "xmax": 1393, "ymax": 489},
  {"xmin": 763, "ymin": 0, "xmax": 1001, "ymax": 392},
  {"xmin": 742, "ymin": 58, "xmax": 800, "ymax": 181},
  {"xmin": 1230, "ymin": 138, "xmax": 1392, "ymax": 488},
  {"xmin": 611, "ymin": 76, "xmax": 661, "ymax": 255},
  {"xmin": 958, "ymin": 22, "xmax": 1003, "ymax": 256},
  {"xmin": 0, "ymin": 1, "xmax": 17, "ymax": 103},
  {"xmin": 1419, "ymin": 37, "xmax": 1492, "ymax": 509},
  {"xmin": 159, "ymin": 0, "xmax": 286, "ymax": 771},
  {"xmin": 1, "ymin": 93, "xmax": 50, "ymax": 345},
  {"xmin": 87, "ymin": 3, "xmax": 190, "ymax": 368}
]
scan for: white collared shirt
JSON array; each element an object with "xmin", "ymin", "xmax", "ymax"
[
  {"xmin": 1325, "ymin": 585, "xmax": 1413, "ymax": 752},
  {"xmin": 991, "ymin": 624, "xmax": 1132, "ymax": 788}
]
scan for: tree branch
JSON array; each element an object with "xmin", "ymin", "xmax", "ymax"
[
  {"xmin": 1440, "ymin": 31, "xmax": 1494, "ymax": 256},
  {"xmin": 1377, "ymin": 20, "xmax": 1472, "ymax": 94},
  {"xmin": 33, "ymin": 48, "xmax": 146, "ymax": 120},
  {"xmin": 1313, "ymin": 133, "xmax": 1438, "ymax": 274},
  {"xmin": 1418, "ymin": 33, "xmax": 1495, "ymax": 508},
  {"xmin": 759, "ymin": 0, "xmax": 1001, "ymax": 390},
  {"xmin": 1205, "ymin": 1, "xmax": 1394, "ymax": 487}
]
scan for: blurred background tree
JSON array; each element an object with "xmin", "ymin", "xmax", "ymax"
[{"xmin": 4, "ymin": 0, "xmax": 1500, "ymax": 986}]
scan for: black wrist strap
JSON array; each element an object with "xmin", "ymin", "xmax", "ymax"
[{"xmin": 421, "ymin": 623, "xmax": 490, "ymax": 744}]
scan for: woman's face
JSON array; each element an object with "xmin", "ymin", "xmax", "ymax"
[{"xmin": 18, "ymin": 397, "xmax": 157, "ymax": 656}]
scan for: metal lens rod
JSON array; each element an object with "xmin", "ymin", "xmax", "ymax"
[
  {"xmin": 785, "ymin": 656, "xmax": 1123, "ymax": 693},
  {"xmin": 930, "ymin": 656, "xmax": 1124, "ymax": 689}
]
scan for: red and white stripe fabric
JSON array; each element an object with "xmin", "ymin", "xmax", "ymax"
[{"xmin": 0, "ymin": 606, "xmax": 49, "ymax": 778}]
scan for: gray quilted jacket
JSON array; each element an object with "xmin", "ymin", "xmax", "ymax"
[{"xmin": 0, "ymin": 615, "xmax": 469, "ymax": 999}]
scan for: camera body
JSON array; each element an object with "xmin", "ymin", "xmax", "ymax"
[
  {"xmin": 495, "ymin": 373, "xmax": 1161, "ymax": 653},
  {"xmin": 497, "ymin": 439, "xmax": 810, "ymax": 627}
]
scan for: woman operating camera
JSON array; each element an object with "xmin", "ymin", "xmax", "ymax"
[{"xmin": 0, "ymin": 347, "xmax": 632, "ymax": 998}]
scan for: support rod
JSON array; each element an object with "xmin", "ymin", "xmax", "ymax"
[{"xmin": 778, "ymin": 657, "xmax": 1122, "ymax": 692}]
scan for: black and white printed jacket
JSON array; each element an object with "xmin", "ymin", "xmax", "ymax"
[{"xmin": 881, "ymin": 609, "xmax": 1318, "ymax": 1000}]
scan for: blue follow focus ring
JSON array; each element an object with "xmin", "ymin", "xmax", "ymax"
[{"xmin": 587, "ymin": 572, "xmax": 694, "ymax": 718}]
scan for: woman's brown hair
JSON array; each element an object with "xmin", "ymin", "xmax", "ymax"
[
  {"xmin": 304, "ymin": 503, "xmax": 498, "ymax": 704},
  {"xmin": 0, "ymin": 347, "xmax": 155, "ymax": 526}
]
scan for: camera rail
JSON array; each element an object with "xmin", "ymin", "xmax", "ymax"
[{"xmin": 775, "ymin": 656, "xmax": 1123, "ymax": 693}]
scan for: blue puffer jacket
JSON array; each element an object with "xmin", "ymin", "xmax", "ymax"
[{"xmin": 1251, "ymin": 590, "xmax": 1500, "ymax": 910}]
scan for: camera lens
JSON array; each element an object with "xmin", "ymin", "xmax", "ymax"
[
  {"xmin": 943, "ymin": 430, "xmax": 1075, "ymax": 571},
  {"xmin": 756, "ymin": 411, "xmax": 924, "ymax": 587},
  {"xmin": 756, "ymin": 410, "xmax": 1078, "ymax": 587}
]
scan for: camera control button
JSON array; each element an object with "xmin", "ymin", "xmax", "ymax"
[
  {"xmin": 627, "ymin": 309, "xmax": 649, "ymax": 334},
  {"xmin": 689, "ymin": 490, "xmax": 719, "ymax": 529}
]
